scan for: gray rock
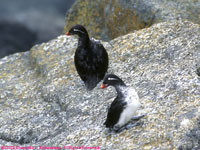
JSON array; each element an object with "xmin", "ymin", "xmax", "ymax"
[
  {"xmin": 0, "ymin": 20, "xmax": 200, "ymax": 149},
  {"xmin": 64, "ymin": 0, "xmax": 200, "ymax": 40},
  {"xmin": 64, "ymin": 0, "xmax": 155, "ymax": 40},
  {"xmin": 143, "ymin": 0, "xmax": 200, "ymax": 24}
]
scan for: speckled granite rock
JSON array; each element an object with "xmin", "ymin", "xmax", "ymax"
[
  {"xmin": 64, "ymin": 0, "xmax": 200, "ymax": 40},
  {"xmin": 0, "ymin": 21, "xmax": 200, "ymax": 149}
]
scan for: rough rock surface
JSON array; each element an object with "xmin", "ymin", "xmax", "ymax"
[
  {"xmin": 0, "ymin": 21, "xmax": 200, "ymax": 149},
  {"xmin": 64, "ymin": 0, "xmax": 200, "ymax": 40},
  {"xmin": 64, "ymin": 0, "xmax": 154, "ymax": 40}
]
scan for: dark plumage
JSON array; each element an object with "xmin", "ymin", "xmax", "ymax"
[
  {"xmin": 100, "ymin": 74, "xmax": 142, "ymax": 132},
  {"xmin": 66, "ymin": 24, "xmax": 108, "ymax": 91}
]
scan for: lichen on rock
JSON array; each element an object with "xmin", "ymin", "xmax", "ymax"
[
  {"xmin": 64, "ymin": 0, "xmax": 155, "ymax": 40},
  {"xmin": 64, "ymin": 0, "xmax": 200, "ymax": 41},
  {"xmin": 0, "ymin": 21, "xmax": 200, "ymax": 149}
]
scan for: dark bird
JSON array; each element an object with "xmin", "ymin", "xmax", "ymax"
[
  {"xmin": 66, "ymin": 24, "xmax": 108, "ymax": 91},
  {"xmin": 100, "ymin": 74, "xmax": 143, "ymax": 132}
]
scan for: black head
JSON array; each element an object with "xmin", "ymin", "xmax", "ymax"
[
  {"xmin": 100, "ymin": 74, "xmax": 125, "ymax": 89},
  {"xmin": 66, "ymin": 24, "xmax": 88, "ymax": 37}
]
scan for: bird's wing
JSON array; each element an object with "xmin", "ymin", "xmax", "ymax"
[
  {"xmin": 91, "ymin": 41, "xmax": 108, "ymax": 72},
  {"xmin": 104, "ymin": 97, "xmax": 127, "ymax": 128}
]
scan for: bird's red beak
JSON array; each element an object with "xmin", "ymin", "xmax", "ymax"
[
  {"xmin": 100, "ymin": 84, "xmax": 108, "ymax": 89},
  {"xmin": 65, "ymin": 32, "xmax": 71, "ymax": 36}
]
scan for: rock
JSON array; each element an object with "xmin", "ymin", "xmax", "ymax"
[
  {"xmin": 64, "ymin": 0, "xmax": 155, "ymax": 40},
  {"xmin": 64, "ymin": 0, "xmax": 200, "ymax": 40},
  {"xmin": 0, "ymin": 21, "xmax": 200, "ymax": 149}
]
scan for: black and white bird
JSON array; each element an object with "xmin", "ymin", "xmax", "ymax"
[
  {"xmin": 100, "ymin": 74, "xmax": 143, "ymax": 132},
  {"xmin": 66, "ymin": 24, "xmax": 108, "ymax": 91}
]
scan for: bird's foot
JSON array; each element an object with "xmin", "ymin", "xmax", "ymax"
[
  {"xmin": 113, "ymin": 125, "xmax": 121, "ymax": 133},
  {"xmin": 113, "ymin": 122, "xmax": 142, "ymax": 133},
  {"xmin": 113, "ymin": 116, "xmax": 145, "ymax": 133},
  {"xmin": 131, "ymin": 114, "xmax": 145, "ymax": 121}
]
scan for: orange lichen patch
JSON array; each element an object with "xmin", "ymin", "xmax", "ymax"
[
  {"xmin": 64, "ymin": 0, "xmax": 153, "ymax": 40},
  {"xmin": 105, "ymin": 3, "xmax": 150, "ymax": 39}
]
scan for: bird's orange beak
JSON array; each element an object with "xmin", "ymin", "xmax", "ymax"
[
  {"xmin": 100, "ymin": 84, "xmax": 108, "ymax": 89},
  {"xmin": 66, "ymin": 32, "xmax": 71, "ymax": 36}
]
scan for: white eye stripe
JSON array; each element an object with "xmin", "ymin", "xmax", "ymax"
[
  {"xmin": 73, "ymin": 29, "xmax": 85, "ymax": 34},
  {"xmin": 108, "ymin": 77, "xmax": 117, "ymax": 81}
]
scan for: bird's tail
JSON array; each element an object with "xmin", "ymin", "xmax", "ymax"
[{"xmin": 85, "ymin": 75, "xmax": 100, "ymax": 91}]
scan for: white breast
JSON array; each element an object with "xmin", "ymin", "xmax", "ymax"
[{"xmin": 116, "ymin": 87, "xmax": 141, "ymax": 127}]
